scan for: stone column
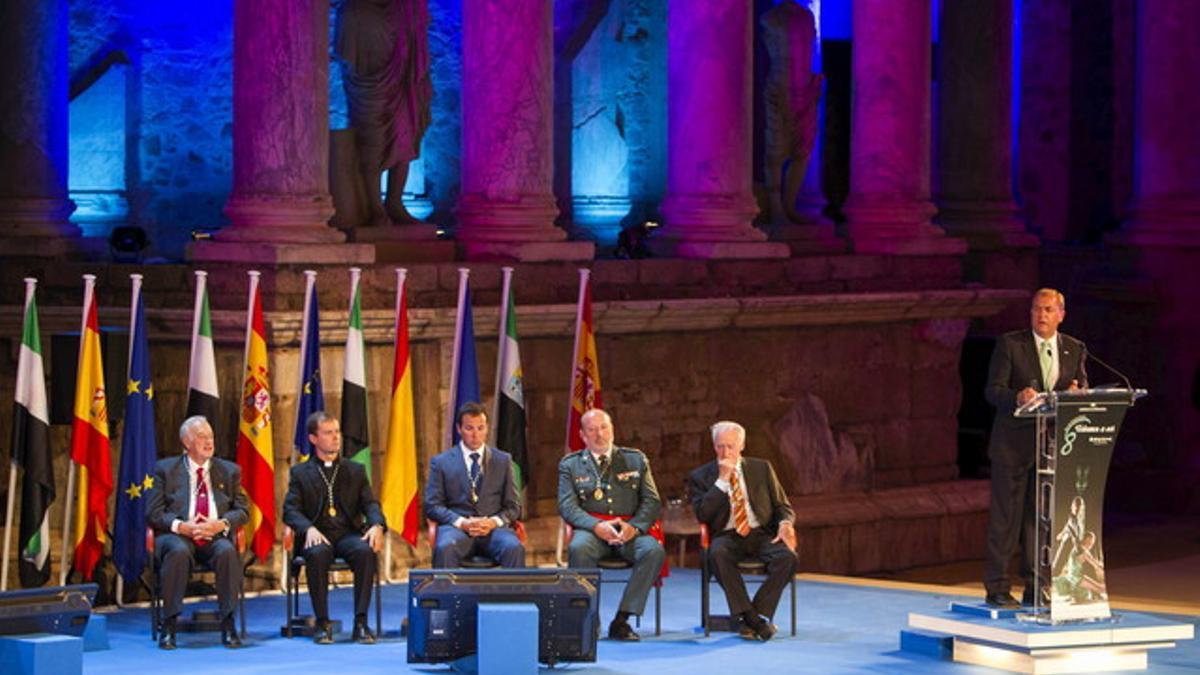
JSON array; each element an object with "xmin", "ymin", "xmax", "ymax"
[
  {"xmin": 191, "ymin": 0, "xmax": 372, "ymax": 264},
  {"xmin": 1119, "ymin": 0, "xmax": 1200, "ymax": 247},
  {"xmin": 843, "ymin": 0, "xmax": 964, "ymax": 255},
  {"xmin": 456, "ymin": 0, "xmax": 592, "ymax": 261},
  {"xmin": 938, "ymin": 0, "xmax": 1037, "ymax": 251},
  {"xmin": 0, "ymin": 0, "xmax": 81, "ymax": 256},
  {"xmin": 651, "ymin": 0, "xmax": 787, "ymax": 259}
]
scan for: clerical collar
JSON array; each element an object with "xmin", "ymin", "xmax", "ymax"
[{"xmin": 318, "ymin": 457, "xmax": 339, "ymax": 469}]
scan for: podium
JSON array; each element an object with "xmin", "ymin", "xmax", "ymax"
[{"xmin": 1015, "ymin": 387, "xmax": 1147, "ymax": 624}]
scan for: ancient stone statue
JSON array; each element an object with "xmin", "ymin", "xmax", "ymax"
[
  {"xmin": 335, "ymin": 0, "xmax": 433, "ymax": 226},
  {"xmin": 761, "ymin": 1, "xmax": 823, "ymax": 225}
]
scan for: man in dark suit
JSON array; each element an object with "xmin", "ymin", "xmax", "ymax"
[
  {"xmin": 283, "ymin": 411, "xmax": 386, "ymax": 644},
  {"xmin": 147, "ymin": 416, "xmax": 249, "ymax": 650},
  {"xmin": 559, "ymin": 408, "xmax": 665, "ymax": 641},
  {"xmin": 983, "ymin": 288, "xmax": 1088, "ymax": 608},
  {"xmin": 426, "ymin": 402, "xmax": 525, "ymax": 567},
  {"xmin": 687, "ymin": 420, "xmax": 797, "ymax": 642}
]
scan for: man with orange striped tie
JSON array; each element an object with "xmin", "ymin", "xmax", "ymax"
[{"xmin": 688, "ymin": 421, "xmax": 797, "ymax": 642}]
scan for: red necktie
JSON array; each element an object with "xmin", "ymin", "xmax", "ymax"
[{"xmin": 194, "ymin": 466, "xmax": 210, "ymax": 546}]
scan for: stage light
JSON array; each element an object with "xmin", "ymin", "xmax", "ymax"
[{"xmin": 109, "ymin": 226, "xmax": 148, "ymax": 263}]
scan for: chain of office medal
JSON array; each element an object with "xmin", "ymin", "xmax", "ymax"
[
  {"xmin": 318, "ymin": 462, "xmax": 340, "ymax": 517},
  {"xmin": 592, "ymin": 455, "xmax": 611, "ymax": 500}
]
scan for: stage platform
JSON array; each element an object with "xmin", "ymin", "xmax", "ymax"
[{"xmin": 79, "ymin": 569, "xmax": 1200, "ymax": 674}]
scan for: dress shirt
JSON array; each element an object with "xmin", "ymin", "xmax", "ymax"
[
  {"xmin": 1033, "ymin": 331, "xmax": 1060, "ymax": 391},
  {"xmin": 714, "ymin": 461, "xmax": 762, "ymax": 532}
]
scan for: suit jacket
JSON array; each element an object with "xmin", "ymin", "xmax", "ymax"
[
  {"xmin": 558, "ymin": 447, "xmax": 661, "ymax": 534},
  {"xmin": 687, "ymin": 457, "xmax": 795, "ymax": 535},
  {"xmin": 424, "ymin": 446, "xmax": 521, "ymax": 526},
  {"xmin": 282, "ymin": 459, "xmax": 385, "ymax": 538},
  {"xmin": 146, "ymin": 454, "xmax": 249, "ymax": 536},
  {"xmin": 985, "ymin": 330, "xmax": 1088, "ymax": 465}
]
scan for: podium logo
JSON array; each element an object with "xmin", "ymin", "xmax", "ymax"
[{"xmin": 1061, "ymin": 415, "xmax": 1117, "ymax": 456}]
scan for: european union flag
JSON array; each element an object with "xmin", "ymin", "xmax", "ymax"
[
  {"xmin": 113, "ymin": 278, "xmax": 158, "ymax": 585},
  {"xmin": 294, "ymin": 278, "xmax": 324, "ymax": 459},
  {"xmin": 450, "ymin": 285, "xmax": 480, "ymax": 445}
]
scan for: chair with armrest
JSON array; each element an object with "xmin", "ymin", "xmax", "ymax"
[
  {"xmin": 425, "ymin": 518, "xmax": 528, "ymax": 568},
  {"xmin": 698, "ymin": 523, "xmax": 796, "ymax": 637},
  {"xmin": 146, "ymin": 526, "xmax": 246, "ymax": 640},
  {"xmin": 281, "ymin": 525, "xmax": 381, "ymax": 638}
]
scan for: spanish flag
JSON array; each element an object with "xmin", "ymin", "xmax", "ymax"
[
  {"xmin": 235, "ymin": 271, "xmax": 275, "ymax": 562},
  {"xmin": 70, "ymin": 275, "xmax": 112, "ymax": 581},
  {"xmin": 381, "ymin": 269, "xmax": 419, "ymax": 546},
  {"xmin": 565, "ymin": 269, "xmax": 601, "ymax": 452}
]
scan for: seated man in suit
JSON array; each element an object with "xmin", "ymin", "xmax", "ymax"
[
  {"xmin": 425, "ymin": 402, "xmax": 525, "ymax": 568},
  {"xmin": 283, "ymin": 411, "xmax": 386, "ymax": 644},
  {"xmin": 687, "ymin": 420, "xmax": 797, "ymax": 642},
  {"xmin": 559, "ymin": 408, "xmax": 665, "ymax": 641},
  {"xmin": 147, "ymin": 415, "xmax": 249, "ymax": 650}
]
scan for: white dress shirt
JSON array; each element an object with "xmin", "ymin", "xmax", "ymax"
[
  {"xmin": 714, "ymin": 462, "xmax": 762, "ymax": 532},
  {"xmin": 1033, "ymin": 331, "xmax": 1060, "ymax": 390}
]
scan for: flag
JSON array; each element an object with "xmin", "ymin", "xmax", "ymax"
[
  {"xmin": 342, "ymin": 268, "xmax": 371, "ymax": 480},
  {"xmin": 494, "ymin": 275, "xmax": 529, "ymax": 494},
  {"xmin": 186, "ymin": 271, "xmax": 220, "ymax": 437},
  {"xmin": 293, "ymin": 270, "xmax": 324, "ymax": 460},
  {"xmin": 448, "ymin": 271, "xmax": 480, "ymax": 446},
  {"xmin": 566, "ymin": 270, "xmax": 601, "ymax": 452},
  {"xmin": 235, "ymin": 272, "xmax": 276, "ymax": 562},
  {"xmin": 113, "ymin": 275, "xmax": 158, "ymax": 585},
  {"xmin": 70, "ymin": 277, "xmax": 113, "ymax": 581},
  {"xmin": 381, "ymin": 269, "xmax": 419, "ymax": 546},
  {"xmin": 10, "ymin": 279, "xmax": 54, "ymax": 587}
]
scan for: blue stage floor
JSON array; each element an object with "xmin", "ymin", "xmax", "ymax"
[{"xmin": 81, "ymin": 569, "xmax": 1200, "ymax": 673}]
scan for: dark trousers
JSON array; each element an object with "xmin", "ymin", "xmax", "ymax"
[
  {"xmin": 156, "ymin": 533, "xmax": 241, "ymax": 621},
  {"xmin": 708, "ymin": 527, "xmax": 797, "ymax": 619},
  {"xmin": 433, "ymin": 525, "xmax": 525, "ymax": 568},
  {"xmin": 983, "ymin": 457, "xmax": 1037, "ymax": 594},
  {"xmin": 301, "ymin": 532, "xmax": 377, "ymax": 621},
  {"xmin": 569, "ymin": 531, "xmax": 665, "ymax": 616}
]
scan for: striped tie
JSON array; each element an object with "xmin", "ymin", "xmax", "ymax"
[{"xmin": 730, "ymin": 470, "xmax": 751, "ymax": 537}]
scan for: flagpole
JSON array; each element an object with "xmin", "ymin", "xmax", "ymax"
[
  {"xmin": 1, "ymin": 279, "xmax": 39, "ymax": 591},
  {"xmin": 446, "ymin": 268, "xmax": 470, "ymax": 447},
  {"xmin": 296, "ymin": 270, "xmax": 318, "ymax": 465},
  {"xmin": 60, "ymin": 274, "xmax": 96, "ymax": 585},
  {"xmin": 556, "ymin": 268, "xmax": 590, "ymax": 566},
  {"xmin": 491, "ymin": 267, "xmax": 514, "ymax": 446}
]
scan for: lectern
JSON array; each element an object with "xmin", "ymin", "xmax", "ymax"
[{"xmin": 1015, "ymin": 387, "xmax": 1147, "ymax": 623}]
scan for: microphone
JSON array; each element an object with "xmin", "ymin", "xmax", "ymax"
[{"xmin": 1081, "ymin": 344, "xmax": 1136, "ymax": 399}]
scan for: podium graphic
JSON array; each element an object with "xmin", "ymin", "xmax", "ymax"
[{"xmin": 1016, "ymin": 387, "xmax": 1146, "ymax": 623}]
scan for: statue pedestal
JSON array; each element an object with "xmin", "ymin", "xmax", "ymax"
[
  {"xmin": 771, "ymin": 223, "xmax": 848, "ymax": 255},
  {"xmin": 187, "ymin": 241, "xmax": 375, "ymax": 264},
  {"xmin": 459, "ymin": 240, "xmax": 594, "ymax": 262},
  {"xmin": 347, "ymin": 223, "xmax": 456, "ymax": 262}
]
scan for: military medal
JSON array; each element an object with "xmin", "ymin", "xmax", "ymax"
[
  {"xmin": 328, "ymin": 506, "xmax": 337, "ymax": 517},
  {"xmin": 594, "ymin": 487, "xmax": 604, "ymax": 500}
]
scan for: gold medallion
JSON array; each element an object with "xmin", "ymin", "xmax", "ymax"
[
  {"xmin": 328, "ymin": 506, "xmax": 337, "ymax": 517},
  {"xmin": 593, "ymin": 487, "xmax": 604, "ymax": 500}
]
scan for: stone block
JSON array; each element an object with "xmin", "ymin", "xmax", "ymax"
[
  {"xmin": 590, "ymin": 259, "xmax": 638, "ymax": 286},
  {"xmin": 798, "ymin": 525, "xmax": 851, "ymax": 574},
  {"xmin": 829, "ymin": 255, "xmax": 886, "ymax": 280},
  {"xmin": 783, "ymin": 256, "xmax": 832, "ymax": 284},
  {"xmin": 646, "ymin": 240, "xmax": 789, "ymax": 260},
  {"xmin": 848, "ymin": 520, "xmax": 883, "ymax": 573},
  {"xmin": 188, "ymin": 241, "xmax": 375, "ymax": 264},
  {"xmin": 711, "ymin": 260, "xmax": 786, "ymax": 288},
  {"xmin": 774, "ymin": 394, "xmax": 873, "ymax": 494},
  {"xmin": 872, "ymin": 419, "xmax": 912, "ymax": 471},
  {"xmin": 636, "ymin": 259, "xmax": 711, "ymax": 287},
  {"xmin": 873, "ymin": 468, "xmax": 913, "ymax": 489},
  {"xmin": 877, "ymin": 516, "xmax": 943, "ymax": 570},
  {"xmin": 909, "ymin": 418, "xmax": 959, "ymax": 467},
  {"xmin": 913, "ymin": 465, "xmax": 959, "ymax": 484},
  {"xmin": 910, "ymin": 366, "xmax": 962, "ymax": 418},
  {"xmin": 0, "ymin": 633, "xmax": 83, "ymax": 675},
  {"xmin": 459, "ymin": 240, "xmax": 595, "ymax": 263}
]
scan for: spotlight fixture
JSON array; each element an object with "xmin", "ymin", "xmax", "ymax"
[{"xmin": 109, "ymin": 226, "xmax": 148, "ymax": 263}]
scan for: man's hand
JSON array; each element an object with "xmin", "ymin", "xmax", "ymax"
[
  {"xmin": 1068, "ymin": 379, "xmax": 1081, "ymax": 391},
  {"xmin": 305, "ymin": 527, "xmax": 330, "ymax": 549},
  {"xmin": 772, "ymin": 521, "xmax": 797, "ymax": 552},
  {"xmin": 1016, "ymin": 387, "xmax": 1038, "ymax": 406},
  {"xmin": 616, "ymin": 520, "xmax": 638, "ymax": 544},
  {"xmin": 467, "ymin": 518, "xmax": 497, "ymax": 537},
  {"xmin": 197, "ymin": 518, "xmax": 226, "ymax": 539},
  {"xmin": 361, "ymin": 524, "xmax": 383, "ymax": 552},
  {"xmin": 717, "ymin": 457, "xmax": 738, "ymax": 483},
  {"xmin": 592, "ymin": 520, "xmax": 623, "ymax": 545}
]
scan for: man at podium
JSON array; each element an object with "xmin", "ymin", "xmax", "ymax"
[{"xmin": 982, "ymin": 288, "xmax": 1088, "ymax": 608}]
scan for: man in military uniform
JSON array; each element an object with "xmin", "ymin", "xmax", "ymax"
[{"xmin": 559, "ymin": 408, "xmax": 665, "ymax": 641}]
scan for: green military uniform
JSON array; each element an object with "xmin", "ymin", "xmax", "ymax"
[{"xmin": 558, "ymin": 446, "xmax": 664, "ymax": 616}]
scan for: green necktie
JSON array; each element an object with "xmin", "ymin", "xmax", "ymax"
[{"xmin": 1039, "ymin": 341, "xmax": 1053, "ymax": 389}]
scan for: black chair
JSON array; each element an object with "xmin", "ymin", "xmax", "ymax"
[
  {"xmin": 698, "ymin": 523, "xmax": 796, "ymax": 637},
  {"xmin": 146, "ymin": 526, "xmax": 247, "ymax": 641},
  {"xmin": 281, "ymin": 525, "xmax": 381, "ymax": 638},
  {"xmin": 563, "ymin": 521, "xmax": 662, "ymax": 636},
  {"xmin": 425, "ymin": 518, "xmax": 529, "ymax": 569}
]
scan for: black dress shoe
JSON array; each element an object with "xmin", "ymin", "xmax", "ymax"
[
  {"xmin": 158, "ymin": 617, "xmax": 177, "ymax": 650},
  {"xmin": 314, "ymin": 620, "xmax": 335, "ymax": 645},
  {"xmin": 221, "ymin": 616, "xmax": 243, "ymax": 648},
  {"xmin": 985, "ymin": 592, "xmax": 1021, "ymax": 609},
  {"xmin": 738, "ymin": 618, "xmax": 778, "ymax": 642},
  {"xmin": 607, "ymin": 618, "xmax": 640, "ymax": 642},
  {"xmin": 352, "ymin": 619, "xmax": 376, "ymax": 645}
]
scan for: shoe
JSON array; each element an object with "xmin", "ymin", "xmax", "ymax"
[
  {"xmin": 352, "ymin": 618, "xmax": 376, "ymax": 645},
  {"xmin": 985, "ymin": 592, "xmax": 1020, "ymax": 609},
  {"xmin": 158, "ymin": 617, "xmax": 177, "ymax": 650},
  {"xmin": 313, "ymin": 619, "xmax": 335, "ymax": 645},
  {"xmin": 221, "ymin": 616, "xmax": 243, "ymax": 648},
  {"xmin": 607, "ymin": 618, "xmax": 640, "ymax": 642},
  {"xmin": 738, "ymin": 617, "xmax": 777, "ymax": 642}
]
